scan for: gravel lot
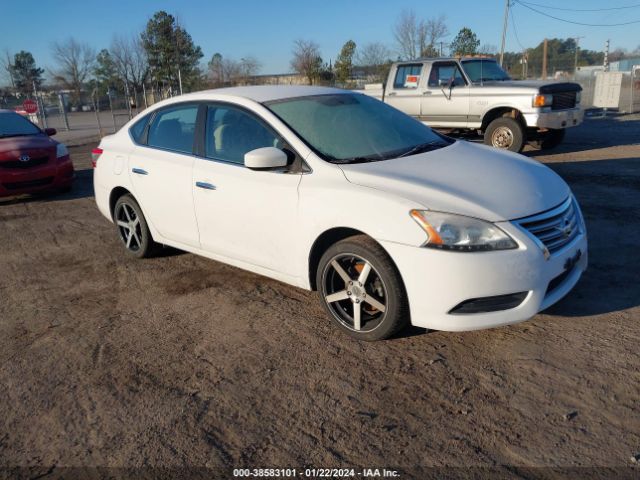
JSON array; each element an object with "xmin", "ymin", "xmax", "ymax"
[{"xmin": 1, "ymin": 115, "xmax": 639, "ymax": 479}]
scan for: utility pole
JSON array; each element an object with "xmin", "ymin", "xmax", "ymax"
[
  {"xmin": 542, "ymin": 38, "xmax": 548, "ymax": 79},
  {"xmin": 574, "ymin": 36, "xmax": 585, "ymax": 78},
  {"xmin": 604, "ymin": 39, "xmax": 610, "ymax": 72},
  {"xmin": 499, "ymin": 0, "xmax": 510, "ymax": 66}
]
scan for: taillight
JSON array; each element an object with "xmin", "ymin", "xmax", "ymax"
[{"xmin": 91, "ymin": 148, "xmax": 103, "ymax": 168}]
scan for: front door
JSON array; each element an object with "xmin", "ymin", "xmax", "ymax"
[
  {"xmin": 192, "ymin": 103, "xmax": 301, "ymax": 275},
  {"xmin": 420, "ymin": 61, "xmax": 470, "ymax": 128}
]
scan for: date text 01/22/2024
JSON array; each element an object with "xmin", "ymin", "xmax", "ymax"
[{"xmin": 232, "ymin": 468, "xmax": 401, "ymax": 478}]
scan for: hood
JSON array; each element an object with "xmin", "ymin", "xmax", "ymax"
[
  {"xmin": 0, "ymin": 134, "xmax": 57, "ymax": 159},
  {"xmin": 476, "ymin": 80, "xmax": 581, "ymax": 93},
  {"xmin": 338, "ymin": 141, "xmax": 570, "ymax": 222}
]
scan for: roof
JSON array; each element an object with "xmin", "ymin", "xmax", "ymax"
[
  {"xmin": 191, "ymin": 85, "xmax": 348, "ymax": 103},
  {"xmin": 398, "ymin": 56, "xmax": 498, "ymax": 63}
]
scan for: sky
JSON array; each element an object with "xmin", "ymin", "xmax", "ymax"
[{"xmin": 1, "ymin": 0, "xmax": 639, "ymax": 78}]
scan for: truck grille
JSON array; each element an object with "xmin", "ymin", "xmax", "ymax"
[
  {"xmin": 516, "ymin": 198, "xmax": 580, "ymax": 255},
  {"xmin": 551, "ymin": 92, "xmax": 577, "ymax": 110},
  {"xmin": 0, "ymin": 156, "xmax": 49, "ymax": 169}
]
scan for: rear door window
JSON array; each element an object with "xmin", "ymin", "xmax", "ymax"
[
  {"xmin": 147, "ymin": 104, "xmax": 198, "ymax": 154},
  {"xmin": 393, "ymin": 64, "xmax": 423, "ymax": 89}
]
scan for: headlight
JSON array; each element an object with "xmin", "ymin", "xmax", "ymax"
[
  {"xmin": 410, "ymin": 210, "xmax": 518, "ymax": 252},
  {"xmin": 56, "ymin": 143, "xmax": 69, "ymax": 158},
  {"xmin": 576, "ymin": 91, "xmax": 582, "ymax": 104},
  {"xmin": 533, "ymin": 94, "xmax": 553, "ymax": 107}
]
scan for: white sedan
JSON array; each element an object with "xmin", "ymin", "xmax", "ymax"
[{"xmin": 93, "ymin": 86, "xmax": 588, "ymax": 341}]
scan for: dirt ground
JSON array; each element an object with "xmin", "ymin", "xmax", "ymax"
[{"xmin": 1, "ymin": 115, "xmax": 639, "ymax": 479}]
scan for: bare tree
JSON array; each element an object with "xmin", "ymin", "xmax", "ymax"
[
  {"xmin": 290, "ymin": 39, "xmax": 322, "ymax": 85},
  {"xmin": 479, "ymin": 44, "xmax": 498, "ymax": 55},
  {"xmin": 393, "ymin": 10, "xmax": 421, "ymax": 60},
  {"xmin": 208, "ymin": 54, "xmax": 261, "ymax": 86},
  {"xmin": 51, "ymin": 38, "xmax": 95, "ymax": 105},
  {"xmin": 424, "ymin": 15, "xmax": 449, "ymax": 53},
  {"xmin": 355, "ymin": 42, "xmax": 393, "ymax": 82},
  {"xmin": 356, "ymin": 43, "xmax": 391, "ymax": 67},
  {"xmin": 111, "ymin": 35, "xmax": 148, "ymax": 92},
  {"xmin": 394, "ymin": 10, "xmax": 449, "ymax": 59},
  {"xmin": 1, "ymin": 49, "xmax": 15, "ymax": 90},
  {"xmin": 238, "ymin": 56, "xmax": 261, "ymax": 83}
]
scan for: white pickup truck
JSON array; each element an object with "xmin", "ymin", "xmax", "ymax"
[{"xmin": 362, "ymin": 57, "xmax": 583, "ymax": 152}]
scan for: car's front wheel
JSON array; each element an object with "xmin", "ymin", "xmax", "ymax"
[
  {"xmin": 317, "ymin": 235, "xmax": 409, "ymax": 341},
  {"xmin": 113, "ymin": 194, "xmax": 158, "ymax": 258}
]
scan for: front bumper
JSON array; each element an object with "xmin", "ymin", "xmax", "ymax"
[
  {"xmin": 523, "ymin": 107, "xmax": 584, "ymax": 129},
  {"xmin": 380, "ymin": 222, "xmax": 588, "ymax": 331},
  {"xmin": 0, "ymin": 156, "xmax": 74, "ymax": 197}
]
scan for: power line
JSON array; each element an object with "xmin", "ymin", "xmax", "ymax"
[
  {"xmin": 510, "ymin": 7, "xmax": 526, "ymax": 50},
  {"xmin": 518, "ymin": 1, "xmax": 640, "ymax": 12},
  {"xmin": 515, "ymin": 0, "xmax": 640, "ymax": 25}
]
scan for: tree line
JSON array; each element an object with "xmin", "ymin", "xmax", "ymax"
[{"xmin": 1, "ymin": 8, "xmax": 636, "ymax": 106}]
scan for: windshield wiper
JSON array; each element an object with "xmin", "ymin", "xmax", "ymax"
[
  {"xmin": 333, "ymin": 156, "xmax": 381, "ymax": 164},
  {"xmin": 398, "ymin": 140, "xmax": 447, "ymax": 158}
]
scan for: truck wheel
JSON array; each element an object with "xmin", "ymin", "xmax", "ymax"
[
  {"xmin": 539, "ymin": 129, "xmax": 565, "ymax": 150},
  {"xmin": 484, "ymin": 117, "xmax": 525, "ymax": 153}
]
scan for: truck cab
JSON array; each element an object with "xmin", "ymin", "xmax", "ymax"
[{"xmin": 363, "ymin": 57, "xmax": 583, "ymax": 152}]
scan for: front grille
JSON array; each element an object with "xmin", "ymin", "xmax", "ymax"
[
  {"xmin": 551, "ymin": 91, "xmax": 576, "ymax": 110},
  {"xmin": 0, "ymin": 156, "xmax": 49, "ymax": 169},
  {"xmin": 3, "ymin": 176, "xmax": 54, "ymax": 190},
  {"xmin": 449, "ymin": 292, "xmax": 528, "ymax": 314},
  {"xmin": 516, "ymin": 198, "xmax": 580, "ymax": 255}
]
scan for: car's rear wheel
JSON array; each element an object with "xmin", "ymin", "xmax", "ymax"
[
  {"xmin": 113, "ymin": 194, "xmax": 158, "ymax": 258},
  {"xmin": 317, "ymin": 235, "xmax": 409, "ymax": 341},
  {"xmin": 484, "ymin": 117, "xmax": 525, "ymax": 153}
]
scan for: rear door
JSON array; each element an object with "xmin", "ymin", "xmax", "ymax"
[
  {"xmin": 128, "ymin": 103, "xmax": 200, "ymax": 247},
  {"xmin": 384, "ymin": 63, "xmax": 424, "ymax": 116},
  {"xmin": 420, "ymin": 61, "xmax": 470, "ymax": 127}
]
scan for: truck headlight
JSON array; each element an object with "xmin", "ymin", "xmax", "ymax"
[
  {"xmin": 576, "ymin": 91, "xmax": 582, "ymax": 104},
  {"xmin": 410, "ymin": 210, "xmax": 518, "ymax": 252},
  {"xmin": 533, "ymin": 94, "xmax": 553, "ymax": 107}
]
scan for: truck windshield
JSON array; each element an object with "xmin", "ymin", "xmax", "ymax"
[
  {"xmin": 264, "ymin": 93, "xmax": 451, "ymax": 164},
  {"xmin": 461, "ymin": 59, "xmax": 511, "ymax": 83}
]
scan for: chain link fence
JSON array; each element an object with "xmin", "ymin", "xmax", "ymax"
[
  {"xmin": 574, "ymin": 67, "xmax": 640, "ymax": 113},
  {"xmin": 0, "ymin": 86, "xmax": 180, "ymax": 139}
]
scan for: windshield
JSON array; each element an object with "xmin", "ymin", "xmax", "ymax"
[
  {"xmin": 0, "ymin": 112, "xmax": 42, "ymax": 138},
  {"xmin": 461, "ymin": 59, "xmax": 511, "ymax": 83},
  {"xmin": 264, "ymin": 93, "xmax": 451, "ymax": 163}
]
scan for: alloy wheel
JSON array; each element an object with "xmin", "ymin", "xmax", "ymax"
[
  {"xmin": 115, "ymin": 202, "xmax": 143, "ymax": 252},
  {"xmin": 322, "ymin": 253, "xmax": 388, "ymax": 332}
]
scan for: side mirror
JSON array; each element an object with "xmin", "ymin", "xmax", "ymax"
[
  {"xmin": 244, "ymin": 147, "xmax": 288, "ymax": 170},
  {"xmin": 44, "ymin": 128, "xmax": 57, "ymax": 136}
]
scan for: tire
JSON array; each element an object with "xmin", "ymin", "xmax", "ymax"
[
  {"xmin": 113, "ymin": 194, "xmax": 158, "ymax": 259},
  {"xmin": 316, "ymin": 235, "xmax": 409, "ymax": 341},
  {"xmin": 484, "ymin": 117, "xmax": 525, "ymax": 153},
  {"xmin": 539, "ymin": 129, "xmax": 565, "ymax": 150}
]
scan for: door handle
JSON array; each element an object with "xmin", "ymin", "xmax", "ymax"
[
  {"xmin": 132, "ymin": 168, "xmax": 148, "ymax": 175},
  {"xmin": 422, "ymin": 91, "xmax": 432, "ymax": 95},
  {"xmin": 387, "ymin": 91, "xmax": 397, "ymax": 96},
  {"xmin": 195, "ymin": 181, "xmax": 216, "ymax": 190}
]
